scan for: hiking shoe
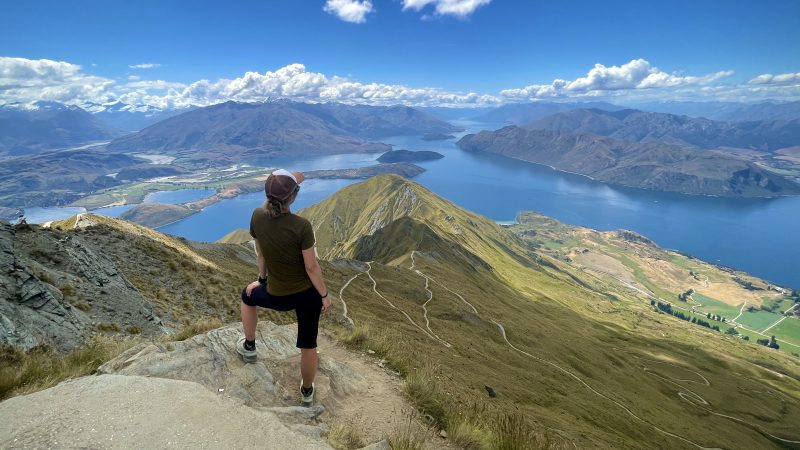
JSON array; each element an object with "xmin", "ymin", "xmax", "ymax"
[
  {"xmin": 300, "ymin": 382, "xmax": 315, "ymax": 407},
  {"xmin": 236, "ymin": 337, "xmax": 257, "ymax": 363}
]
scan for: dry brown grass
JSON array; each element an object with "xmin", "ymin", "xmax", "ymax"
[
  {"xmin": 0, "ymin": 336, "xmax": 135, "ymax": 400},
  {"xmin": 172, "ymin": 317, "xmax": 223, "ymax": 341},
  {"xmin": 325, "ymin": 415, "xmax": 366, "ymax": 450}
]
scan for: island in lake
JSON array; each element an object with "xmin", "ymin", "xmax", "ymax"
[
  {"xmin": 421, "ymin": 133, "xmax": 456, "ymax": 141},
  {"xmin": 377, "ymin": 150, "xmax": 444, "ymax": 163},
  {"xmin": 304, "ymin": 162, "xmax": 425, "ymax": 179}
]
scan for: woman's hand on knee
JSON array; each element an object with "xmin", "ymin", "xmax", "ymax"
[{"xmin": 245, "ymin": 281, "xmax": 261, "ymax": 297}]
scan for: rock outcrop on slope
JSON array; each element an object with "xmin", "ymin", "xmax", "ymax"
[
  {"xmin": 0, "ymin": 223, "xmax": 164, "ymax": 352},
  {"xmin": 0, "ymin": 321, "xmax": 408, "ymax": 449}
]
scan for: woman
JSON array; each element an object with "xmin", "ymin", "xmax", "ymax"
[{"xmin": 238, "ymin": 169, "xmax": 332, "ymax": 407}]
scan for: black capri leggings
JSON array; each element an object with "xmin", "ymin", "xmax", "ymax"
[{"xmin": 241, "ymin": 284, "xmax": 323, "ymax": 349}]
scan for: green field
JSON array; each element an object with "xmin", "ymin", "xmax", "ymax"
[
  {"xmin": 691, "ymin": 292, "xmax": 742, "ymax": 319},
  {"xmin": 737, "ymin": 309, "xmax": 784, "ymax": 332},
  {"xmin": 770, "ymin": 318, "xmax": 800, "ymax": 346}
]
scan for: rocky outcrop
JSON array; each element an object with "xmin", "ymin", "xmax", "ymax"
[
  {"xmin": 0, "ymin": 223, "xmax": 164, "ymax": 352},
  {"xmin": 98, "ymin": 322, "xmax": 366, "ymax": 413},
  {"xmin": 0, "ymin": 374, "xmax": 332, "ymax": 450},
  {"xmin": 1, "ymin": 321, "xmax": 407, "ymax": 449}
]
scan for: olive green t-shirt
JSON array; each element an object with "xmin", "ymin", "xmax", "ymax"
[{"xmin": 249, "ymin": 208, "xmax": 315, "ymax": 296}]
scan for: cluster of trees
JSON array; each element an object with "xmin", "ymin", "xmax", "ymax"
[
  {"xmin": 652, "ymin": 300, "xmax": 720, "ymax": 331},
  {"xmin": 677, "ymin": 288, "xmax": 694, "ymax": 302},
  {"xmin": 705, "ymin": 312, "xmax": 726, "ymax": 323},
  {"xmin": 756, "ymin": 336, "xmax": 780, "ymax": 349}
]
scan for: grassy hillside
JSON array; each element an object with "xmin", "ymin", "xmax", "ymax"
[{"xmin": 300, "ymin": 174, "xmax": 800, "ymax": 449}]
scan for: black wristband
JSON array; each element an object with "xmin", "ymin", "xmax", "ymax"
[
  {"xmin": 321, "ymin": 291, "xmax": 328, "ymax": 298},
  {"xmin": 258, "ymin": 276, "xmax": 267, "ymax": 285}
]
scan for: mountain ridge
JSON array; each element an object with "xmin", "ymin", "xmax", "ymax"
[{"xmin": 457, "ymin": 125, "xmax": 800, "ymax": 197}]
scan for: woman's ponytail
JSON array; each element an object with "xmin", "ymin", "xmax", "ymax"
[{"xmin": 265, "ymin": 196, "xmax": 284, "ymax": 218}]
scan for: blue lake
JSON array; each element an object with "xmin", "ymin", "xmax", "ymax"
[
  {"xmin": 160, "ymin": 121, "xmax": 800, "ymax": 289},
  {"xmin": 23, "ymin": 120, "xmax": 800, "ymax": 289}
]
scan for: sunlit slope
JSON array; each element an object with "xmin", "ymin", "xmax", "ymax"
[
  {"xmin": 300, "ymin": 175, "xmax": 800, "ymax": 449},
  {"xmin": 299, "ymin": 174, "xmax": 614, "ymax": 305}
]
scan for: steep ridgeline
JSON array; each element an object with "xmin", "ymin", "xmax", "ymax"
[
  {"xmin": 458, "ymin": 126, "xmax": 800, "ymax": 197},
  {"xmin": 528, "ymin": 108, "xmax": 800, "ymax": 151},
  {"xmin": 106, "ymin": 101, "xmax": 461, "ymax": 167},
  {"xmin": 0, "ymin": 102, "xmax": 122, "ymax": 157},
  {"xmin": 298, "ymin": 174, "xmax": 800, "ymax": 449}
]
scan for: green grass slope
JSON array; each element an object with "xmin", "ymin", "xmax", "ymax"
[{"xmin": 300, "ymin": 174, "xmax": 800, "ymax": 449}]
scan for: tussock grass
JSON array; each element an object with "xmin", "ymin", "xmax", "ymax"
[
  {"xmin": 172, "ymin": 317, "xmax": 224, "ymax": 341},
  {"xmin": 0, "ymin": 336, "xmax": 134, "ymax": 400},
  {"xmin": 490, "ymin": 413, "xmax": 554, "ymax": 450},
  {"xmin": 445, "ymin": 403, "xmax": 490, "ymax": 449},
  {"xmin": 387, "ymin": 411, "xmax": 428, "ymax": 450},
  {"xmin": 324, "ymin": 415, "xmax": 366, "ymax": 450},
  {"xmin": 404, "ymin": 365, "xmax": 447, "ymax": 427}
]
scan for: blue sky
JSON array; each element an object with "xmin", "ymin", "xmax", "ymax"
[{"xmin": 1, "ymin": 0, "xmax": 799, "ymax": 108}]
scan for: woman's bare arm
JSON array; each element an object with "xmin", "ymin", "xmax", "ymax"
[
  {"xmin": 255, "ymin": 239, "xmax": 267, "ymax": 279},
  {"xmin": 302, "ymin": 247, "xmax": 331, "ymax": 313}
]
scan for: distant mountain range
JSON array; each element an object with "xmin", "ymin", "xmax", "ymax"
[
  {"xmin": 528, "ymin": 108, "xmax": 800, "ymax": 151},
  {"xmin": 0, "ymin": 102, "xmax": 123, "ymax": 157},
  {"xmin": 631, "ymin": 100, "xmax": 800, "ymax": 122},
  {"xmin": 458, "ymin": 125, "xmax": 800, "ymax": 197},
  {"xmin": 80, "ymin": 100, "xmax": 192, "ymax": 131},
  {"xmin": 106, "ymin": 101, "xmax": 461, "ymax": 166},
  {"xmin": 470, "ymin": 101, "xmax": 625, "ymax": 125}
]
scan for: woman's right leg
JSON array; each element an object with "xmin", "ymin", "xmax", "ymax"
[
  {"xmin": 300, "ymin": 349, "xmax": 317, "ymax": 388},
  {"xmin": 241, "ymin": 302, "xmax": 258, "ymax": 341}
]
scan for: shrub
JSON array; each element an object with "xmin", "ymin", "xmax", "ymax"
[
  {"xmin": 126, "ymin": 326, "xmax": 142, "ymax": 335},
  {"xmin": 74, "ymin": 302, "xmax": 91, "ymax": 312}
]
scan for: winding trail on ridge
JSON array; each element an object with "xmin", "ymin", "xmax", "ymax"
[
  {"xmin": 363, "ymin": 262, "xmax": 450, "ymax": 347},
  {"xmin": 337, "ymin": 273, "xmax": 361, "ymax": 327},
  {"xmin": 410, "ymin": 251, "xmax": 479, "ymax": 315}
]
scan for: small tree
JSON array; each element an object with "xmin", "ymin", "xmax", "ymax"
[
  {"xmin": 706, "ymin": 312, "xmax": 711, "ymax": 319},
  {"xmin": 769, "ymin": 335, "xmax": 780, "ymax": 349}
]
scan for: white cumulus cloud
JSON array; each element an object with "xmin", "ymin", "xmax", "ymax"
[
  {"xmin": 0, "ymin": 56, "xmax": 116, "ymax": 105},
  {"xmin": 402, "ymin": 0, "xmax": 491, "ymax": 18},
  {"xmin": 128, "ymin": 63, "xmax": 161, "ymax": 69},
  {"xmin": 748, "ymin": 72, "xmax": 800, "ymax": 85},
  {"xmin": 501, "ymin": 59, "xmax": 736, "ymax": 100},
  {"xmin": 323, "ymin": 0, "xmax": 374, "ymax": 23},
  {"xmin": 1, "ymin": 56, "xmax": 798, "ymax": 110}
]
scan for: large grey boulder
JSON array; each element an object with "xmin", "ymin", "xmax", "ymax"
[
  {"xmin": 99, "ymin": 321, "xmax": 367, "ymax": 412},
  {"xmin": 0, "ymin": 374, "xmax": 332, "ymax": 449}
]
